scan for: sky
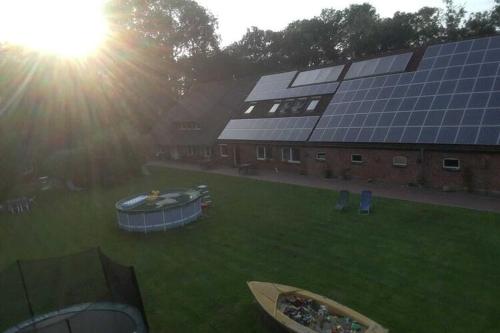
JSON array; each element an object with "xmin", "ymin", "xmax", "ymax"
[{"xmin": 196, "ymin": 0, "xmax": 496, "ymax": 46}]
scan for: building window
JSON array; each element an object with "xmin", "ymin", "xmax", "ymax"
[
  {"xmin": 219, "ymin": 144, "xmax": 229, "ymax": 157},
  {"xmin": 203, "ymin": 147, "xmax": 212, "ymax": 158},
  {"xmin": 187, "ymin": 146, "xmax": 196, "ymax": 156},
  {"xmin": 178, "ymin": 122, "xmax": 200, "ymax": 130},
  {"xmin": 256, "ymin": 146, "xmax": 267, "ymax": 160},
  {"xmin": 282, "ymin": 147, "xmax": 301, "ymax": 163},
  {"xmin": 291, "ymin": 98, "xmax": 308, "ymax": 114},
  {"xmin": 316, "ymin": 152, "xmax": 326, "ymax": 161},
  {"xmin": 393, "ymin": 156, "xmax": 408, "ymax": 167},
  {"xmin": 306, "ymin": 97, "xmax": 321, "ymax": 112},
  {"xmin": 443, "ymin": 158, "xmax": 460, "ymax": 171},
  {"xmin": 351, "ymin": 154, "xmax": 363, "ymax": 164},
  {"xmin": 279, "ymin": 99, "xmax": 295, "ymax": 115},
  {"xmin": 269, "ymin": 102, "xmax": 281, "ymax": 114},
  {"xmin": 244, "ymin": 104, "xmax": 255, "ymax": 114}
]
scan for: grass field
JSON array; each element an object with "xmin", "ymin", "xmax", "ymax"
[{"xmin": 1, "ymin": 167, "xmax": 500, "ymax": 333}]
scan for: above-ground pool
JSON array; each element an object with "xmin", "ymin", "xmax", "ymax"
[
  {"xmin": 116, "ymin": 188, "xmax": 203, "ymax": 233},
  {"xmin": 4, "ymin": 302, "xmax": 147, "ymax": 333}
]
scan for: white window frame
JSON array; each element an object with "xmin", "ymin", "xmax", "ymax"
[
  {"xmin": 316, "ymin": 152, "xmax": 326, "ymax": 161},
  {"xmin": 219, "ymin": 144, "xmax": 229, "ymax": 157},
  {"xmin": 269, "ymin": 102, "xmax": 281, "ymax": 114},
  {"xmin": 351, "ymin": 154, "xmax": 363, "ymax": 164},
  {"xmin": 443, "ymin": 158, "xmax": 460, "ymax": 171},
  {"xmin": 393, "ymin": 155, "xmax": 408, "ymax": 167},
  {"xmin": 244, "ymin": 104, "xmax": 255, "ymax": 114},
  {"xmin": 281, "ymin": 147, "xmax": 301, "ymax": 164},
  {"xmin": 306, "ymin": 98, "xmax": 321, "ymax": 112},
  {"xmin": 256, "ymin": 146, "xmax": 267, "ymax": 160}
]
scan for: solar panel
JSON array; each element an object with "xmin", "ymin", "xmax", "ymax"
[
  {"xmin": 344, "ymin": 53, "xmax": 413, "ymax": 80},
  {"xmin": 245, "ymin": 72, "xmax": 339, "ymax": 102},
  {"xmin": 245, "ymin": 71, "xmax": 297, "ymax": 102},
  {"xmin": 218, "ymin": 116, "xmax": 319, "ymax": 141},
  {"xmin": 291, "ymin": 65, "xmax": 344, "ymax": 87},
  {"xmin": 311, "ymin": 36, "xmax": 500, "ymax": 146}
]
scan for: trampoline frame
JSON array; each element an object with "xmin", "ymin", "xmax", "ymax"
[{"xmin": 4, "ymin": 302, "xmax": 148, "ymax": 333}]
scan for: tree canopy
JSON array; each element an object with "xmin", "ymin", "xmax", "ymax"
[{"xmin": 223, "ymin": 1, "xmax": 500, "ymax": 76}]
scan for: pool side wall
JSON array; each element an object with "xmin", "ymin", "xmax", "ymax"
[{"xmin": 117, "ymin": 197, "xmax": 202, "ymax": 233}]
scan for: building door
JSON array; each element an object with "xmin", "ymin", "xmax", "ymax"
[
  {"xmin": 170, "ymin": 146, "xmax": 180, "ymax": 160},
  {"xmin": 233, "ymin": 146, "xmax": 240, "ymax": 167}
]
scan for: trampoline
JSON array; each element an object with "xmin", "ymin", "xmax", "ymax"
[
  {"xmin": 0, "ymin": 249, "xmax": 149, "ymax": 333},
  {"xmin": 116, "ymin": 188, "xmax": 203, "ymax": 233},
  {"xmin": 4, "ymin": 302, "xmax": 147, "ymax": 333}
]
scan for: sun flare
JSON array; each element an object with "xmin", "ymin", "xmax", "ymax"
[{"xmin": 0, "ymin": 0, "xmax": 108, "ymax": 58}]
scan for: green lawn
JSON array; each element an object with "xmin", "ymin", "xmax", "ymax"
[{"xmin": 1, "ymin": 167, "xmax": 500, "ymax": 333}]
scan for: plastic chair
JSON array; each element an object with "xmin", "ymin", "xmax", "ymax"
[
  {"xmin": 335, "ymin": 190, "xmax": 350, "ymax": 211},
  {"xmin": 359, "ymin": 190, "xmax": 372, "ymax": 215}
]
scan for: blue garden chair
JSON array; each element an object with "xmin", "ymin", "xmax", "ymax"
[{"xmin": 359, "ymin": 190, "xmax": 372, "ymax": 215}]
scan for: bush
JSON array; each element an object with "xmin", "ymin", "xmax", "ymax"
[
  {"xmin": 0, "ymin": 142, "xmax": 18, "ymax": 201},
  {"xmin": 42, "ymin": 148, "xmax": 87, "ymax": 181},
  {"xmin": 40, "ymin": 127, "xmax": 150, "ymax": 188}
]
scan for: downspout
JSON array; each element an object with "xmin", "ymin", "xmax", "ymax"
[{"xmin": 418, "ymin": 148, "xmax": 425, "ymax": 186}]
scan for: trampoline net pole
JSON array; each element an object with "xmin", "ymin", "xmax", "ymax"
[
  {"xmin": 16, "ymin": 260, "xmax": 35, "ymax": 319},
  {"xmin": 65, "ymin": 318, "xmax": 73, "ymax": 333},
  {"xmin": 97, "ymin": 247, "xmax": 115, "ymax": 302}
]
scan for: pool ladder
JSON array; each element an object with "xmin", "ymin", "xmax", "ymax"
[{"xmin": 197, "ymin": 185, "xmax": 212, "ymax": 208}]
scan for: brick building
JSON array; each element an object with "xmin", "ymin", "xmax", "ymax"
[
  {"xmin": 157, "ymin": 35, "xmax": 500, "ymax": 193},
  {"xmin": 152, "ymin": 76, "xmax": 257, "ymax": 163}
]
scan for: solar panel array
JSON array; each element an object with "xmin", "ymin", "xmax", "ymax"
[
  {"xmin": 291, "ymin": 65, "xmax": 344, "ymax": 87},
  {"xmin": 344, "ymin": 53, "xmax": 413, "ymax": 80},
  {"xmin": 218, "ymin": 116, "xmax": 319, "ymax": 141},
  {"xmin": 245, "ymin": 71, "xmax": 339, "ymax": 102},
  {"xmin": 310, "ymin": 36, "xmax": 500, "ymax": 145}
]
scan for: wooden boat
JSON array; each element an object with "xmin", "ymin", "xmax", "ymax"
[{"xmin": 247, "ymin": 281, "xmax": 388, "ymax": 333}]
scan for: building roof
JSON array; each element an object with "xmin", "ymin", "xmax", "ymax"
[
  {"xmin": 218, "ymin": 35, "xmax": 500, "ymax": 147},
  {"xmin": 152, "ymin": 76, "xmax": 258, "ymax": 146}
]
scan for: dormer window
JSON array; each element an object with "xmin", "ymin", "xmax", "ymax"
[
  {"xmin": 279, "ymin": 99, "xmax": 295, "ymax": 114},
  {"xmin": 291, "ymin": 98, "xmax": 308, "ymax": 114},
  {"xmin": 269, "ymin": 102, "xmax": 281, "ymax": 114},
  {"xmin": 244, "ymin": 104, "xmax": 255, "ymax": 114},
  {"xmin": 306, "ymin": 97, "xmax": 321, "ymax": 112}
]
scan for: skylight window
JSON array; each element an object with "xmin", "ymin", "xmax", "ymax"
[
  {"xmin": 306, "ymin": 98, "xmax": 321, "ymax": 112},
  {"xmin": 244, "ymin": 105, "xmax": 255, "ymax": 114},
  {"xmin": 269, "ymin": 102, "xmax": 280, "ymax": 114}
]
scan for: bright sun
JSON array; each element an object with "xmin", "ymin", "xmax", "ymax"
[{"xmin": 0, "ymin": 0, "xmax": 108, "ymax": 58}]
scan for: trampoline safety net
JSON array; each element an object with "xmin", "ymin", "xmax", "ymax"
[{"xmin": 0, "ymin": 248, "xmax": 148, "ymax": 333}]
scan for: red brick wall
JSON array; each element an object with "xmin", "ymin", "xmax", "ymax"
[
  {"xmin": 222, "ymin": 143, "xmax": 500, "ymax": 193},
  {"xmin": 236, "ymin": 144, "xmax": 304, "ymax": 173},
  {"xmin": 304, "ymin": 147, "xmax": 421, "ymax": 184},
  {"xmin": 423, "ymin": 151, "xmax": 500, "ymax": 192},
  {"xmin": 215, "ymin": 143, "xmax": 236, "ymax": 167}
]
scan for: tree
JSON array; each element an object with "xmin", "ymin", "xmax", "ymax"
[
  {"xmin": 492, "ymin": 0, "xmax": 500, "ymax": 27},
  {"xmin": 337, "ymin": 3, "xmax": 381, "ymax": 58},
  {"xmin": 443, "ymin": 0, "xmax": 467, "ymax": 40},
  {"xmin": 107, "ymin": 0, "xmax": 219, "ymax": 58},
  {"xmin": 278, "ymin": 18, "xmax": 342, "ymax": 68},
  {"xmin": 464, "ymin": 11, "xmax": 497, "ymax": 37},
  {"xmin": 409, "ymin": 7, "xmax": 442, "ymax": 46},
  {"xmin": 105, "ymin": 0, "xmax": 220, "ymax": 90}
]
